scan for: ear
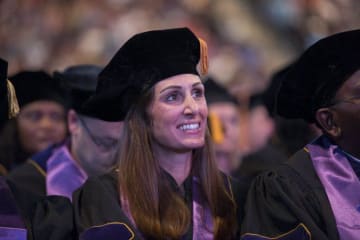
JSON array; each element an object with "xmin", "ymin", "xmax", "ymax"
[
  {"xmin": 315, "ymin": 108, "xmax": 341, "ymax": 138},
  {"xmin": 67, "ymin": 110, "xmax": 80, "ymax": 134}
]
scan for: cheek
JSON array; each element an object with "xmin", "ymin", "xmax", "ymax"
[
  {"xmin": 151, "ymin": 106, "xmax": 176, "ymax": 125},
  {"xmin": 200, "ymin": 101, "xmax": 208, "ymax": 116},
  {"xmin": 337, "ymin": 110, "xmax": 357, "ymax": 131},
  {"xmin": 17, "ymin": 120, "xmax": 36, "ymax": 140},
  {"xmin": 55, "ymin": 122, "xmax": 67, "ymax": 138}
]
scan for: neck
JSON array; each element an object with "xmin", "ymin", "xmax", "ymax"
[{"xmin": 154, "ymin": 146, "xmax": 192, "ymax": 186}]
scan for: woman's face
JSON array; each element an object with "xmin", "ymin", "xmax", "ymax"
[
  {"xmin": 17, "ymin": 100, "xmax": 67, "ymax": 154},
  {"xmin": 148, "ymin": 74, "xmax": 208, "ymax": 152}
]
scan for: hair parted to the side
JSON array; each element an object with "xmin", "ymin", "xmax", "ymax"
[{"xmin": 118, "ymin": 70, "xmax": 238, "ymax": 239}]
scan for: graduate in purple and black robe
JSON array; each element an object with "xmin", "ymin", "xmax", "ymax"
[
  {"xmin": 73, "ymin": 27, "xmax": 245, "ymax": 240},
  {"xmin": 0, "ymin": 58, "xmax": 74, "ymax": 240},
  {"xmin": 7, "ymin": 65, "xmax": 124, "ymax": 201},
  {"xmin": 240, "ymin": 29, "xmax": 360, "ymax": 240}
]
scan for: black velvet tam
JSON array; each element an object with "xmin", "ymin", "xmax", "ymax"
[
  {"xmin": 261, "ymin": 63, "xmax": 293, "ymax": 117},
  {"xmin": 9, "ymin": 71, "xmax": 68, "ymax": 108},
  {"xmin": 276, "ymin": 29, "xmax": 360, "ymax": 123},
  {"xmin": 81, "ymin": 27, "xmax": 203, "ymax": 122},
  {"xmin": 204, "ymin": 77, "xmax": 239, "ymax": 106},
  {"xmin": 54, "ymin": 65, "xmax": 102, "ymax": 114}
]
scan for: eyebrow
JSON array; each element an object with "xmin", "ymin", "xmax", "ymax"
[{"xmin": 159, "ymin": 82, "xmax": 202, "ymax": 93}]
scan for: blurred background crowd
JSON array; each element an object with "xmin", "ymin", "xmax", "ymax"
[{"xmin": 0, "ymin": 0, "xmax": 359, "ymax": 155}]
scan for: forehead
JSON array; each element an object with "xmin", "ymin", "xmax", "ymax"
[
  {"xmin": 82, "ymin": 116, "xmax": 124, "ymax": 136},
  {"xmin": 336, "ymin": 69, "xmax": 360, "ymax": 97},
  {"xmin": 83, "ymin": 116, "xmax": 123, "ymax": 129},
  {"xmin": 20, "ymin": 101, "xmax": 65, "ymax": 113},
  {"xmin": 153, "ymin": 74, "xmax": 202, "ymax": 91},
  {"xmin": 209, "ymin": 102, "xmax": 238, "ymax": 114}
]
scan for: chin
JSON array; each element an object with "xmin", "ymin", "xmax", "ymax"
[{"xmin": 183, "ymin": 140, "xmax": 205, "ymax": 149}]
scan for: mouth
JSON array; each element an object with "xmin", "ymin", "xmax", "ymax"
[{"xmin": 178, "ymin": 122, "xmax": 200, "ymax": 131}]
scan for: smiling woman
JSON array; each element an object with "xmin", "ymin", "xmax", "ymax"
[
  {"xmin": 73, "ymin": 27, "xmax": 244, "ymax": 240},
  {"xmin": 149, "ymin": 74, "xmax": 208, "ymax": 154}
]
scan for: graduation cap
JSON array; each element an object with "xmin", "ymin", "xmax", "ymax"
[
  {"xmin": 9, "ymin": 71, "xmax": 68, "ymax": 109},
  {"xmin": 1, "ymin": 58, "xmax": 19, "ymax": 128},
  {"xmin": 204, "ymin": 77, "xmax": 239, "ymax": 106},
  {"xmin": 81, "ymin": 27, "xmax": 208, "ymax": 122},
  {"xmin": 53, "ymin": 65, "xmax": 102, "ymax": 114},
  {"xmin": 259, "ymin": 63, "xmax": 293, "ymax": 117},
  {"xmin": 276, "ymin": 29, "xmax": 360, "ymax": 123}
]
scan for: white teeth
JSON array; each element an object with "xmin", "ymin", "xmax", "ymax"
[{"xmin": 179, "ymin": 123, "xmax": 200, "ymax": 130}]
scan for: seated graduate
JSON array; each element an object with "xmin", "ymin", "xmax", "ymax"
[
  {"xmin": 73, "ymin": 27, "xmax": 242, "ymax": 240},
  {"xmin": 0, "ymin": 58, "xmax": 75, "ymax": 240},
  {"xmin": 204, "ymin": 77, "xmax": 241, "ymax": 176},
  {"xmin": 8, "ymin": 65, "xmax": 124, "ymax": 200},
  {"xmin": 240, "ymin": 29, "xmax": 360, "ymax": 240},
  {"xmin": 0, "ymin": 71, "xmax": 68, "ymax": 173}
]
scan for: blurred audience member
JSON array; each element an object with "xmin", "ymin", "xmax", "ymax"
[
  {"xmin": 233, "ymin": 63, "xmax": 319, "ymax": 185},
  {"xmin": 204, "ymin": 77, "xmax": 241, "ymax": 175},
  {"xmin": 8, "ymin": 65, "xmax": 124, "ymax": 200},
  {"xmin": 0, "ymin": 58, "xmax": 74, "ymax": 240},
  {"xmin": 0, "ymin": 71, "xmax": 68, "ymax": 173}
]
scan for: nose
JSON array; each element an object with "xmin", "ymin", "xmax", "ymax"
[
  {"xmin": 183, "ymin": 95, "xmax": 199, "ymax": 116},
  {"xmin": 39, "ymin": 115, "xmax": 55, "ymax": 130}
]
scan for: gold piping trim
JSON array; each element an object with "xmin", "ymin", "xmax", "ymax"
[
  {"xmin": 241, "ymin": 223, "xmax": 311, "ymax": 239},
  {"xmin": 84, "ymin": 222, "xmax": 135, "ymax": 239},
  {"xmin": 28, "ymin": 159, "xmax": 46, "ymax": 177},
  {"xmin": 303, "ymin": 147, "xmax": 309, "ymax": 153},
  {"xmin": 226, "ymin": 175, "xmax": 235, "ymax": 200}
]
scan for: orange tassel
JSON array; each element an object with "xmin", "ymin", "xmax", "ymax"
[
  {"xmin": 198, "ymin": 37, "xmax": 208, "ymax": 76},
  {"xmin": 209, "ymin": 111, "xmax": 224, "ymax": 144}
]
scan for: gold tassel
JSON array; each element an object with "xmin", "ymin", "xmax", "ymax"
[
  {"xmin": 7, "ymin": 80, "xmax": 19, "ymax": 118},
  {"xmin": 198, "ymin": 37, "xmax": 209, "ymax": 76},
  {"xmin": 209, "ymin": 111, "xmax": 224, "ymax": 144}
]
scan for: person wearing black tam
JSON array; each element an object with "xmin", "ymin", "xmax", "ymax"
[
  {"xmin": 0, "ymin": 71, "xmax": 68, "ymax": 172},
  {"xmin": 0, "ymin": 58, "xmax": 75, "ymax": 240},
  {"xmin": 241, "ymin": 29, "xmax": 360, "ymax": 240},
  {"xmin": 204, "ymin": 77, "xmax": 241, "ymax": 175},
  {"xmin": 7, "ymin": 65, "xmax": 124, "ymax": 200},
  {"xmin": 73, "ymin": 27, "xmax": 242, "ymax": 240}
]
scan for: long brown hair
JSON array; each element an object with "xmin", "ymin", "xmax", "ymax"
[{"xmin": 118, "ymin": 85, "xmax": 238, "ymax": 239}]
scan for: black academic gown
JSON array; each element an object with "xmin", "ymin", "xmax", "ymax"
[
  {"xmin": 7, "ymin": 144, "xmax": 55, "ymax": 196},
  {"xmin": 1, "ymin": 177, "xmax": 75, "ymax": 240},
  {"xmin": 240, "ymin": 149, "xmax": 339, "ymax": 240},
  {"xmin": 73, "ymin": 170, "xmax": 245, "ymax": 240}
]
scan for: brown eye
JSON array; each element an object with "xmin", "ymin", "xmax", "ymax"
[
  {"xmin": 166, "ymin": 93, "xmax": 178, "ymax": 102},
  {"xmin": 23, "ymin": 111, "xmax": 42, "ymax": 122},
  {"xmin": 192, "ymin": 88, "xmax": 204, "ymax": 99}
]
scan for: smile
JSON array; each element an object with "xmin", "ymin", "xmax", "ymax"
[{"xmin": 178, "ymin": 123, "xmax": 200, "ymax": 131}]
